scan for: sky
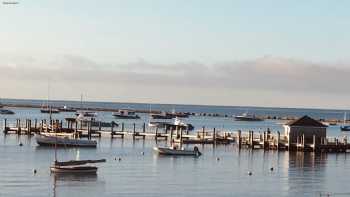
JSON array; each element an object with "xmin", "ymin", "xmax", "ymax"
[{"xmin": 0, "ymin": 0, "xmax": 350, "ymax": 109}]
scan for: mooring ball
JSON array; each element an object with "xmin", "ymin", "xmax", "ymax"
[
  {"xmin": 118, "ymin": 157, "xmax": 122, "ymax": 161},
  {"xmin": 270, "ymin": 167, "xmax": 274, "ymax": 171},
  {"xmin": 216, "ymin": 157, "xmax": 220, "ymax": 161},
  {"xmin": 141, "ymin": 151, "xmax": 145, "ymax": 155},
  {"xmin": 248, "ymin": 171, "xmax": 252, "ymax": 176},
  {"xmin": 19, "ymin": 143, "xmax": 23, "ymax": 146},
  {"xmin": 33, "ymin": 169, "xmax": 37, "ymax": 174}
]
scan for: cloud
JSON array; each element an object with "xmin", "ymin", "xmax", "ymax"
[{"xmin": 0, "ymin": 54, "xmax": 348, "ymax": 95}]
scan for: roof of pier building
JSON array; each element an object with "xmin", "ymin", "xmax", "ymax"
[{"xmin": 286, "ymin": 115, "xmax": 327, "ymax": 128}]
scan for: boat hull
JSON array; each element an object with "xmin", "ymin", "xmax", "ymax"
[
  {"xmin": 341, "ymin": 126, "xmax": 350, "ymax": 131},
  {"xmin": 112, "ymin": 114, "xmax": 140, "ymax": 119},
  {"xmin": 50, "ymin": 165, "xmax": 97, "ymax": 174},
  {"xmin": 234, "ymin": 117, "xmax": 263, "ymax": 121},
  {"xmin": 35, "ymin": 134, "xmax": 97, "ymax": 147},
  {"xmin": 153, "ymin": 147, "xmax": 201, "ymax": 156}
]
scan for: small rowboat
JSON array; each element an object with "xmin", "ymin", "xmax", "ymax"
[{"xmin": 153, "ymin": 146, "xmax": 201, "ymax": 156}]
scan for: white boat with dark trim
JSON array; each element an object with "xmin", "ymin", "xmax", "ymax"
[
  {"xmin": 153, "ymin": 146, "xmax": 201, "ymax": 156},
  {"xmin": 112, "ymin": 109, "xmax": 140, "ymax": 119},
  {"xmin": 234, "ymin": 113, "xmax": 263, "ymax": 121},
  {"xmin": 35, "ymin": 133, "xmax": 97, "ymax": 147}
]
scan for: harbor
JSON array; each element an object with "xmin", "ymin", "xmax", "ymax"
[{"xmin": 2, "ymin": 101, "xmax": 350, "ymax": 197}]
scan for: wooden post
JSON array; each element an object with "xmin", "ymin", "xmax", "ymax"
[
  {"xmin": 238, "ymin": 130, "xmax": 242, "ymax": 149},
  {"xmin": 170, "ymin": 127, "xmax": 174, "ymax": 145},
  {"xmin": 133, "ymin": 123, "xmax": 136, "ymax": 140},
  {"xmin": 34, "ymin": 119, "xmax": 37, "ymax": 129},
  {"xmin": 179, "ymin": 127, "xmax": 183, "ymax": 149},
  {"xmin": 312, "ymin": 135, "xmax": 316, "ymax": 152},
  {"xmin": 302, "ymin": 134, "xmax": 305, "ymax": 149},
  {"xmin": 142, "ymin": 122, "xmax": 146, "ymax": 140},
  {"xmin": 202, "ymin": 126, "xmax": 205, "ymax": 140},
  {"xmin": 75, "ymin": 120, "xmax": 78, "ymax": 138},
  {"xmin": 155, "ymin": 127, "xmax": 158, "ymax": 140},
  {"xmin": 28, "ymin": 119, "xmax": 31, "ymax": 134},
  {"xmin": 110, "ymin": 121, "xmax": 114, "ymax": 138},
  {"xmin": 251, "ymin": 131, "xmax": 254, "ymax": 149},
  {"xmin": 277, "ymin": 131, "xmax": 280, "ymax": 150},
  {"xmin": 99, "ymin": 121, "xmax": 102, "ymax": 131},
  {"xmin": 213, "ymin": 128, "xmax": 216, "ymax": 145},
  {"xmin": 17, "ymin": 119, "xmax": 21, "ymax": 134},
  {"xmin": 3, "ymin": 119, "xmax": 7, "ymax": 134}
]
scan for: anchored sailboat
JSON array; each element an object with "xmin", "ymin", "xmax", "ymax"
[{"xmin": 340, "ymin": 112, "xmax": 350, "ymax": 131}]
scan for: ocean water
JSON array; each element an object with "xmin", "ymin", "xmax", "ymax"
[{"xmin": 0, "ymin": 99, "xmax": 350, "ymax": 197}]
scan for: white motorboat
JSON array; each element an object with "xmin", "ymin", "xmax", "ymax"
[
  {"xmin": 153, "ymin": 146, "xmax": 201, "ymax": 156},
  {"xmin": 234, "ymin": 113, "xmax": 263, "ymax": 121},
  {"xmin": 35, "ymin": 133, "xmax": 97, "ymax": 147},
  {"xmin": 112, "ymin": 109, "xmax": 140, "ymax": 119}
]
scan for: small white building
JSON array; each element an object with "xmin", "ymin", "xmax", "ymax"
[{"xmin": 284, "ymin": 115, "xmax": 327, "ymax": 147}]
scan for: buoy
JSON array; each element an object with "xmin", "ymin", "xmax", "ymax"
[
  {"xmin": 19, "ymin": 142, "xmax": 23, "ymax": 146},
  {"xmin": 33, "ymin": 169, "xmax": 37, "ymax": 174},
  {"xmin": 248, "ymin": 171, "xmax": 252, "ymax": 176},
  {"xmin": 118, "ymin": 157, "xmax": 122, "ymax": 161},
  {"xmin": 141, "ymin": 151, "xmax": 145, "ymax": 155},
  {"xmin": 270, "ymin": 167, "xmax": 274, "ymax": 171},
  {"xmin": 216, "ymin": 157, "xmax": 220, "ymax": 161}
]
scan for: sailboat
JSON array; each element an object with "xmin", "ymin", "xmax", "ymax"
[
  {"xmin": 50, "ymin": 137, "xmax": 105, "ymax": 174},
  {"xmin": 75, "ymin": 94, "xmax": 97, "ymax": 118},
  {"xmin": 340, "ymin": 112, "xmax": 350, "ymax": 131},
  {"xmin": 153, "ymin": 126, "xmax": 201, "ymax": 156},
  {"xmin": 41, "ymin": 83, "xmax": 59, "ymax": 114}
]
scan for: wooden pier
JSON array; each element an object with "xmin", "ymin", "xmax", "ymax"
[{"xmin": 2, "ymin": 117, "xmax": 350, "ymax": 153}]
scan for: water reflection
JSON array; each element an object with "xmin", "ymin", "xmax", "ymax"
[
  {"xmin": 288, "ymin": 152, "xmax": 327, "ymax": 196},
  {"xmin": 52, "ymin": 173, "xmax": 100, "ymax": 197}
]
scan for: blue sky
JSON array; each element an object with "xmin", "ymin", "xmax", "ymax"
[
  {"xmin": 0, "ymin": 1, "xmax": 350, "ymax": 108},
  {"xmin": 1, "ymin": 0, "xmax": 349, "ymax": 63}
]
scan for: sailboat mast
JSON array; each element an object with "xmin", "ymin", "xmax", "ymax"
[{"xmin": 80, "ymin": 94, "xmax": 83, "ymax": 110}]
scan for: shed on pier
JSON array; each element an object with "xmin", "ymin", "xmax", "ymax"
[{"xmin": 284, "ymin": 115, "xmax": 327, "ymax": 146}]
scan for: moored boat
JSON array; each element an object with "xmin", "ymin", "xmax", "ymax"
[
  {"xmin": 153, "ymin": 146, "xmax": 201, "ymax": 156},
  {"xmin": 0, "ymin": 109, "xmax": 15, "ymax": 115},
  {"xmin": 112, "ymin": 109, "xmax": 140, "ymax": 119},
  {"xmin": 35, "ymin": 133, "xmax": 97, "ymax": 147},
  {"xmin": 234, "ymin": 113, "xmax": 263, "ymax": 121},
  {"xmin": 41, "ymin": 107, "xmax": 60, "ymax": 114},
  {"xmin": 58, "ymin": 105, "xmax": 77, "ymax": 112}
]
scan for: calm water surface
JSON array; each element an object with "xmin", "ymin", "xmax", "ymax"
[{"xmin": 1, "ymin": 100, "xmax": 350, "ymax": 196}]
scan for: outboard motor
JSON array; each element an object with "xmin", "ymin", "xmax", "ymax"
[{"xmin": 194, "ymin": 146, "xmax": 201, "ymax": 156}]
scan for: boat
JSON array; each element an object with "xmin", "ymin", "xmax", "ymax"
[
  {"xmin": 112, "ymin": 109, "xmax": 140, "ymax": 119},
  {"xmin": 153, "ymin": 146, "xmax": 201, "ymax": 156},
  {"xmin": 50, "ymin": 137, "xmax": 105, "ymax": 174},
  {"xmin": 0, "ymin": 109, "xmax": 15, "ymax": 115},
  {"xmin": 151, "ymin": 111, "xmax": 173, "ymax": 119},
  {"xmin": 151, "ymin": 111, "xmax": 189, "ymax": 119},
  {"xmin": 153, "ymin": 120, "xmax": 201, "ymax": 156},
  {"xmin": 41, "ymin": 107, "xmax": 60, "ymax": 114},
  {"xmin": 340, "ymin": 112, "xmax": 350, "ymax": 131},
  {"xmin": 35, "ymin": 133, "xmax": 97, "ymax": 147},
  {"xmin": 234, "ymin": 113, "xmax": 263, "ymax": 121},
  {"xmin": 76, "ymin": 111, "xmax": 97, "ymax": 119},
  {"xmin": 58, "ymin": 105, "xmax": 77, "ymax": 112},
  {"xmin": 148, "ymin": 117, "xmax": 194, "ymax": 131},
  {"xmin": 50, "ymin": 159, "xmax": 106, "ymax": 174}
]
